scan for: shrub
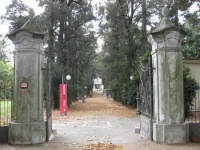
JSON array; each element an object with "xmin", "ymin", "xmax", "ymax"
[
  {"xmin": 121, "ymin": 81, "xmax": 138, "ymax": 106},
  {"xmin": 183, "ymin": 66, "xmax": 200, "ymax": 117}
]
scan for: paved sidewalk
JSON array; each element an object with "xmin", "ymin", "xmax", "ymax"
[
  {"xmin": 49, "ymin": 116, "xmax": 147, "ymax": 148},
  {"xmin": 0, "ymin": 116, "xmax": 148, "ymax": 150}
]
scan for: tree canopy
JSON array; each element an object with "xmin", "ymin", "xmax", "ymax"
[
  {"xmin": 0, "ymin": 0, "xmax": 199, "ymax": 107},
  {"xmin": 97, "ymin": 0, "xmax": 200, "ymax": 105},
  {"xmin": 0, "ymin": 40, "xmax": 13, "ymax": 85}
]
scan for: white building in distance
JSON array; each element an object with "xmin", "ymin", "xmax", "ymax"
[{"xmin": 93, "ymin": 77, "xmax": 104, "ymax": 90}]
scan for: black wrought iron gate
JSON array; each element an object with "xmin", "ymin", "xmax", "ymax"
[
  {"xmin": 45, "ymin": 56, "xmax": 53, "ymax": 141},
  {"xmin": 185, "ymin": 85, "xmax": 200, "ymax": 141},
  {"xmin": 138, "ymin": 57, "xmax": 153, "ymax": 140},
  {"xmin": 0, "ymin": 82, "xmax": 13, "ymax": 143}
]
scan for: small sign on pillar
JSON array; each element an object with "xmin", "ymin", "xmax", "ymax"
[
  {"xmin": 20, "ymin": 81, "xmax": 31, "ymax": 95},
  {"xmin": 59, "ymin": 84, "xmax": 68, "ymax": 115},
  {"xmin": 20, "ymin": 81, "xmax": 28, "ymax": 88}
]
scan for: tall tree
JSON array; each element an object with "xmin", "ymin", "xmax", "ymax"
[
  {"xmin": 1, "ymin": 0, "xmax": 30, "ymax": 30},
  {"xmin": 99, "ymin": 0, "xmax": 143, "ymax": 104},
  {"xmin": 182, "ymin": 10, "xmax": 200, "ymax": 59},
  {"xmin": 0, "ymin": 40, "xmax": 13, "ymax": 85},
  {"xmin": 142, "ymin": 0, "xmax": 147, "ymax": 55},
  {"xmin": 0, "ymin": 41, "xmax": 7, "ymax": 62},
  {"xmin": 38, "ymin": 0, "xmax": 97, "ymax": 106}
]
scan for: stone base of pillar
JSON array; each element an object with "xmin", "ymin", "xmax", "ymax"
[
  {"xmin": 9, "ymin": 121, "xmax": 46, "ymax": 144},
  {"xmin": 153, "ymin": 123, "xmax": 189, "ymax": 144},
  {"xmin": 140, "ymin": 115, "xmax": 152, "ymax": 138}
]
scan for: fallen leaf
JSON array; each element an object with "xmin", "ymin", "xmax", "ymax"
[{"xmin": 117, "ymin": 145, "xmax": 123, "ymax": 149}]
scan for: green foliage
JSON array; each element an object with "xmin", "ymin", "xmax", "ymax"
[
  {"xmin": 0, "ymin": 41, "xmax": 7, "ymax": 62},
  {"xmin": 182, "ymin": 12, "xmax": 200, "ymax": 59},
  {"xmin": 0, "ymin": 61, "xmax": 13, "ymax": 99},
  {"xmin": 0, "ymin": 101, "xmax": 12, "ymax": 126},
  {"xmin": 0, "ymin": 40, "xmax": 13, "ymax": 99},
  {"xmin": 183, "ymin": 66, "xmax": 200, "ymax": 117},
  {"xmin": 99, "ymin": 0, "xmax": 143, "ymax": 106},
  {"xmin": 121, "ymin": 80, "xmax": 138, "ymax": 106},
  {"xmin": 0, "ymin": 61, "xmax": 13, "ymax": 84},
  {"xmin": 42, "ymin": 0, "xmax": 97, "ymax": 107},
  {"xmin": 2, "ymin": 0, "xmax": 98, "ymax": 108},
  {"xmin": 2, "ymin": 0, "xmax": 200, "ymax": 111},
  {"xmin": 1, "ymin": 0, "xmax": 30, "ymax": 30},
  {"xmin": 179, "ymin": 0, "xmax": 197, "ymax": 11},
  {"xmin": 140, "ymin": 50, "xmax": 151, "ymax": 63},
  {"xmin": 0, "ymin": 101, "xmax": 12, "ymax": 113}
]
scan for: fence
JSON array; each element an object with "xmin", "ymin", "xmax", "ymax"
[
  {"xmin": 0, "ymin": 82, "xmax": 13, "ymax": 142},
  {"xmin": 139, "ymin": 58, "xmax": 153, "ymax": 140},
  {"xmin": 185, "ymin": 84, "xmax": 200, "ymax": 141}
]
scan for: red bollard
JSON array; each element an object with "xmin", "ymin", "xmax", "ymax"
[{"xmin": 59, "ymin": 84, "xmax": 68, "ymax": 115}]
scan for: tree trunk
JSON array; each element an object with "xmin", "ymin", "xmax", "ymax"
[
  {"xmin": 174, "ymin": 0, "xmax": 179, "ymax": 26},
  {"xmin": 141, "ymin": 0, "xmax": 147, "ymax": 55},
  {"xmin": 58, "ymin": 0, "xmax": 65, "ymax": 64}
]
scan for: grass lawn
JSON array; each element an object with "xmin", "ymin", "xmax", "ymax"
[
  {"xmin": 0, "ymin": 100, "xmax": 12, "ymax": 111},
  {"xmin": 0, "ymin": 100, "xmax": 12, "ymax": 126}
]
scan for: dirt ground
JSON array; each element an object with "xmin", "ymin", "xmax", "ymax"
[
  {"xmin": 52, "ymin": 91, "xmax": 137, "ymax": 121},
  {"xmin": 1, "ymin": 91, "xmax": 200, "ymax": 150}
]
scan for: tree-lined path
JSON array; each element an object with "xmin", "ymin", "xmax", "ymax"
[{"xmin": 53, "ymin": 91, "xmax": 137, "ymax": 120}]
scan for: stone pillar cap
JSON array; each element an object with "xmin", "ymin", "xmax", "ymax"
[
  {"xmin": 7, "ymin": 18, "xmax": 45, "ymax": 39},
  {"xmin": 151, "ymin": 6, "xmax": 186, "ymax": 36}
]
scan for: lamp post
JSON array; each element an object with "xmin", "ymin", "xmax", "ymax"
[
  {"xmin": 62, "ymin": 74, "xmax": 71, "ymax": 83},
  {"xmin": 85, "ymin": 86, "xmax": 87, "ymax": 96},
  {"xmin": 66, "ymin": 75, "xmax": 71, "ymax": 81},
  {"xmin": 82, "ymin": 86, "xmax": 87, "ymax": 103},
  {"xmin": 130, "ymin": 75, "xmax": 134, "ymax": 81},
  {"xmin": 130, "ymin": 75, "xmax": 140, "ymax": 115}
]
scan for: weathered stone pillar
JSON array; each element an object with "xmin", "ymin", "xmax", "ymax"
[
  {"xmin": 148, "ymin": 6, "xmax": 189, "ymax": 144},
  {"xmin": 8, "ymin": 20, "xmax": 46, "ymax": 144}
]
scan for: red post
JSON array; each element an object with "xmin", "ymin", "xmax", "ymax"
[{"xmin": 59, "ymin": 84, "xmax": 68, "ymax": 115}]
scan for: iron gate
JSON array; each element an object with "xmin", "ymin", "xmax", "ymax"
[
  {"xmin": 0, "ymin": 82, "xmax": 13, "ymax": 143},
  {"xmin": 138, "ymin": 57, "xmax": 153, "ymax": 140},
  {"xmin": 185, "ymin": 85, "xmax": 200, "ymax": 141},
  {"xmin": 45, "ymin": 55, "xmax": 53, "ymax": 141}
]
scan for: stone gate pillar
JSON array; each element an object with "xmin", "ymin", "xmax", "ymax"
[
  {"xmin": 148, "ymin": 6, "xmax": 189, "ymax": 144},
  {"xmin": 8, "ymin": 20, "xmax": 46, "ymax": 144}
]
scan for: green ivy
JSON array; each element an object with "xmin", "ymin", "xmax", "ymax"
[{"xmin": 140, "ymin": 50, "xmax": 151, "ymax": 63}]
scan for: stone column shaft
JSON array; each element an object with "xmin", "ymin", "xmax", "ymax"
[
  {"xmin": 8, "ymin": 30, "xmax": 46, "ymax": 144},
  {"xmin": 148, "ymin": 8, "xmax": 189, "ymax": 144}
]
